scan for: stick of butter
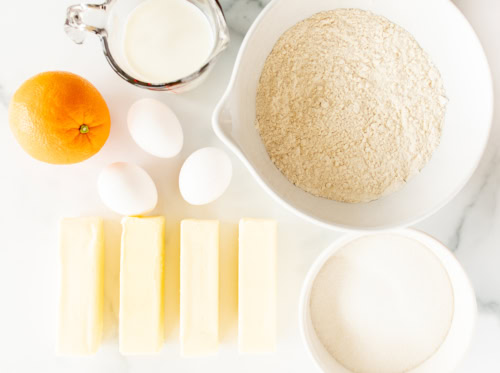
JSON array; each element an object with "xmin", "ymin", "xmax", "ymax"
[
  {"xmin": 180, "ymin": 219, "xmax": 219, "ymax": 357},
  {"xmin": 57, "ymin": 217, "xmax": 104, "ymax": 355},
  {"xmin": 119, "ymin": 216, "xmax": 165, "ymax": 355},
  {"xmin": 238, "ymin": 218, "xmax": 277, "ymax": 353}
]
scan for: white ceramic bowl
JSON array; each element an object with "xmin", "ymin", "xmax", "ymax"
[
  {"xmin": 212, "ymin": 0, "xmax": 493, "ymax": 231},
  {"xmin": 299, "ymin": 229, "xmax": 477, "ymax": 373}
]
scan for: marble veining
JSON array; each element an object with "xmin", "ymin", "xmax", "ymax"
[
  {"xmin": 478, "ymin": 300, "xmax": 500, "ymax": 318},
  {"xmin": 449, "ymin": 150, "xmax": 500, "ymax": 252},
  {"xmin": 220, "ymin": 0, "xmax": 271, "ymax": 34}
]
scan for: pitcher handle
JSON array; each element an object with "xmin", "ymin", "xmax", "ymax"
[{"xmin": 64, "ymin": 1, "xmax": 112, "ymax": 44}]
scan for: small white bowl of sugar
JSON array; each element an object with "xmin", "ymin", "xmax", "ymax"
[{"xmin": 299, "ymin": 229, "xmax": 476, "ymax": 373}]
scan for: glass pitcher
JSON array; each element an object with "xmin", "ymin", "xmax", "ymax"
[{"xmin": 64, "ymin": 0, "xmax": 229, "ymax": 92}]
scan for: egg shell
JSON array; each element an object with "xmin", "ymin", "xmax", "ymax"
[
  {"xmin": 127, "ymin": 98, "xmax": 183, "ymax": 158},
  {"xmin": 98, "ymin": 162, "xmax": 158, "ymax": 216},
  {"xmin": 179, "ymin": 147, "xmax": 232, "ymax": 205}
]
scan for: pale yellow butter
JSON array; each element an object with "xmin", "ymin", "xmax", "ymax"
[
  {"xmin": 238, "ymin": 218, "xmax": 277, "ymax": 353},
  {"xmin": 180, "ymin": 220, "xmax": 219, "ymax": 357},
  {"xmin": 119, "ymin": 216, "xmax": 165, "ymax": 355},
  {"xmin": 57, "ymin": 217, "xmax": 104, "ymax": 355}
]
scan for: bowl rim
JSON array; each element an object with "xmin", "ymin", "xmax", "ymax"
[
  {"xmin": 298, "ymin": 228, "xmax": 477, "ymax": 373},
  {"xmin": 212, "ymin": 0, "xmax": 494, "ymax": 232}
]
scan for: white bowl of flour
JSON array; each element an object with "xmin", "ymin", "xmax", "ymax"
[
  {"xmin": 212, "ymin": 0, "xmax": 493, "ymax": 230},
  {"xmin": 299, "ymin": 230, "xmax": 476, "ymax": 373}
]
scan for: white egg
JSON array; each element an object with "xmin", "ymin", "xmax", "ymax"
[
  {"xmin": 179, "ymin": 147, "xmax": 232, "ymax": 205},
  {"xmin": 98, "ymin": 162, "xmax": 158, "ymax": 216},
  {"xmin": 127, "ymin": 98, "xmax": 183, "ymax": 158}
]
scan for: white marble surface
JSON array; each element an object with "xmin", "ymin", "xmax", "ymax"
[{"xmin": 0, "ymin": 0, "xmax": 498, "ymax": 372}]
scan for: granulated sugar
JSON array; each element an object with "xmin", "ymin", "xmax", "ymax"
[
  {"xmin": 256, "ymin": 9, "xmax": 447, "ymax": 203},
  {"xmin": 309, "ymin": 234, "xmax": 454, "ymax": 373}
]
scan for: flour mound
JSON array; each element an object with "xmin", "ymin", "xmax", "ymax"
[{"xmin": 256, "ymin": 9, "xmax": 447, "ymax": 203}]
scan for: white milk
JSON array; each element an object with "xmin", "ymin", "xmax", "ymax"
[
  {"xmin": 123, "ymin": 0, "xmax": 214, "ymax": 83},
  {"xmin": 310, "ymin": 234, "xmax": 454, "ymax": 373}
]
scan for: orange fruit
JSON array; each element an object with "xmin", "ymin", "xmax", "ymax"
[{"xmin": 8, "ymin": 71, "xmax": 111, "ymax": 164}]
